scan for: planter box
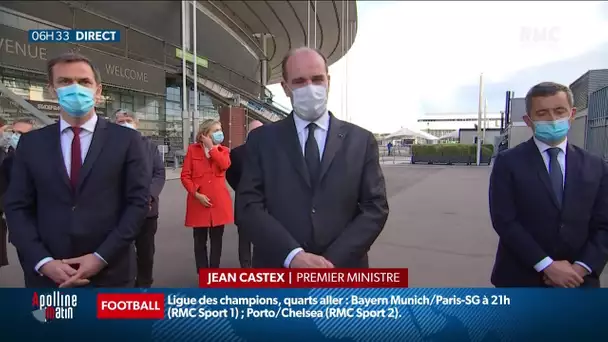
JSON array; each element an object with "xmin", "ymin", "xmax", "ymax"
[
  {"xmin": 411, "ymin": 155, "xmax": 439, "ymax": 164},
  {"xmin": 447, "ymin": 156, "xmax": 470, "ymax": 164}
]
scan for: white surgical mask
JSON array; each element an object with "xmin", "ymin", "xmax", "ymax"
[
  {"xmin": 120, "ymin": 122, "xmax": 136, "ymax": 130},
  {"xmin": 291, "ymin": 84, "xmax": 328, "ymax": 122}
]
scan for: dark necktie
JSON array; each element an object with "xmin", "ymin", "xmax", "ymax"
[
  {"xmin": 70, "ymin": 127, "xmax": 82, "ymax": 191},
  {"xmin": 305, "ymin": 123, "xmax": 321, "ymax": 187},
  {"xmin": 547, "ymin": 147, "xmax": 563, "ymax": 207}
]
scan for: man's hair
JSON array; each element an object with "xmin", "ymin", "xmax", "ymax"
[
  {"xmin": 525, "ymin": 82, "xmax": 574, "ymax": 114},
  {"xmin": 248, "ymin": 120, "xmax": 263, "ymax": 133},
  {"xmin": 12, "ymin": 118, "xmax": 36, "ymax": 127},
  {"xmin": 10, "ymin": 117, "xmax": 37, "ymax": 130},
  {"xmin": 281, "ymin": 47, "xmax": 328, "ymax": 81},
  {"xmin": 114, "ymin": 108, "xmax": 138, "ymax": 121},
  {"xmin": 47, "ymin": 52, "xmax": 102, "ymax": 85}
]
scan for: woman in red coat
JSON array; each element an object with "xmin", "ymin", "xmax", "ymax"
[{"xmin": 181, "ymin": 119, "xmax": 233, "ymax": 271}]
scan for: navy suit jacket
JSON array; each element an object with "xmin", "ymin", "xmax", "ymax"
[
  {"xmin": 142, "ymin": 136, "xmax": 165, "ymax": 218},
  {"xmin": 4, "ymin": 118, "xmax": 151, "ymax": 287},
  {"xmin": 489, "ymin": 138, "xmax": 608, "ymax": 287},
  {"xmin": 226, "ymin": 143, "xmax": 246, "ymax": 192}
]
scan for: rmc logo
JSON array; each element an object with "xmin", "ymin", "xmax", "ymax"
[{"xmin": 520, "ymin": 26, "xmax": 561, "ymax": 44}]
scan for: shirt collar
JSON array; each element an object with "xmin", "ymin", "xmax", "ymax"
[
  {"xmin": 60, "ymin": 113, "xmax": 98, "ymax": 133},
  {"xmin": 293, "ymin": 111, "xmax": 330, "ymax": 135},
  {"xmin": 534, "ymin": 137, "xmax": 568, "ymax": 155}
]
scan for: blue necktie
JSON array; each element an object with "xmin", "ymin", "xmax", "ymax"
[{"xmin": 547, "ymin": 147, "xmax": 563, "ymax": 207}]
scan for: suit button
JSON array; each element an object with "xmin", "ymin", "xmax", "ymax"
[
  {"xmin": 72, "ymin": 206, "xmax": 76, "ymax": 211},
  {"xmin": 560, "ymin": 223, "xmax": 565, "ymax": 229},
  {"xmin": 312, "ymin": 208, "xmax": 316, "ymax": 214}
]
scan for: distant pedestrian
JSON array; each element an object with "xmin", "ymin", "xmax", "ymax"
[
  {"xmin": 387, "ymin": 141, "xmax": 393, "ymax": 156},
  {"xmin": 0, "ymin": 118, "xmax": 35, "ymax": 269}
]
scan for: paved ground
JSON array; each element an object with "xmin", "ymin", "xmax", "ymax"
[{"xmin": 1, "ymin": 165, "xmax": 605, "ymax": 287}]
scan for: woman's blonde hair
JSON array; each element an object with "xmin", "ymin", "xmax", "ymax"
[{"xmin": 196, "ymin": 119, "xmax": 221, "ymax": 141}]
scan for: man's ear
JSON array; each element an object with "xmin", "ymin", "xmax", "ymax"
[
  {"xmin": 281, "ymin": 81, "xmax": 291, "ymax": 98},
  {"xmin": 523, "ymin": 115, "xmax": 534, "ymax": 130},
  {"xmin": 94, "ymin": 84, "xmax": 103, "ymax": 104},
  {"xmin": 48, "ymin": 84, "xmax": 57, "ymax": 99},
  {"xmin": 569, "ymin": 107, "xmax": 577, "ymax": 121}
]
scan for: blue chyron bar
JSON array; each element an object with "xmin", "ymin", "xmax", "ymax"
[
  {"xmin": 0, "ymin": 288, "xmax": 605, "ymax": 341},
  {"xmin": 28, "ymin": 30, "xmax": 120, "ymax": 43}
]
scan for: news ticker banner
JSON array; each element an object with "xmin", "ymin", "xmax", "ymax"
[{"xmin": 0, "ymin": 287, "xmax": 607, "ymax": 342}]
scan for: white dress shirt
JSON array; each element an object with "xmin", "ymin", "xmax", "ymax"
[
  {"xmin": 34, "ymin": 114, "xmax": 107, "ymax": 273},
  {"xmin": 283, "ymin": 112, "xmax": 330, "ymax": 268},
  {"xmin": 532, "ymin": 137, "xmax": 592, "ymax": 274}
]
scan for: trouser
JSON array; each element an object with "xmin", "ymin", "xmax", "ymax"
[
  {"xmin": 135, "ymin": 217, "xmax": 158, "ymax": 288},
  {"xmin": 0, "ymin": 216, "xmax": 8, "ymax": 267},
  {"xmin": 237, "ymin": 224, "xmax": 252, "ymax": 268},
  {"xmin": 193, "ymin": 226, "xmax": 224, "ymax": 271}
]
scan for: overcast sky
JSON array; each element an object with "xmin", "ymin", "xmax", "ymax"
[{"xmin": 267, "ymin": 1, "xmax": 608, "ymax": 133}]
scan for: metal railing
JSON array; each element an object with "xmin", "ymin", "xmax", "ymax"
[{"xmin": 378, "ymin": 145, "xmax": 412, "ymax": 165}]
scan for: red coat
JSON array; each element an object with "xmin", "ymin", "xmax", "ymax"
[{"xmin": 181, "ymin": 143, "xmax": 233, "ymax": 228}]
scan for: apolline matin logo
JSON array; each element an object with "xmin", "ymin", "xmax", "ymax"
[{"xmin": 31, "ymin": 291, "xmax": 78, "ymax": 323}]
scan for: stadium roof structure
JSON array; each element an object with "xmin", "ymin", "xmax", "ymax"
[{"xmin": 202, "ymin": 0, "xmax": 358, "ymax": 84}]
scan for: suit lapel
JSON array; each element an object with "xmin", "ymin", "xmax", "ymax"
[
  {"xmin": 280, "ymin": 115, "xmax": 311, "ymax": 187},
  {"xmin": 51, "ymin": 123, "xmax": 72, "ymax": 191},
  {"xmin": 562, "ymin": 143, "xmax": 581, "ymax": 211},
  {"xmin": 319, "ymin": 114, "xmax": 346, "ymax": 184},
  {"xmin": 526, "ymin": 139, "xmax": 560, "ymax": 209},
  {"xmin": 77, "ymin": 118, "xmax": 108, "ymax": 190}
]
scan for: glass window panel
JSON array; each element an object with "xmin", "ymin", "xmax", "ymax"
[
  {"xmin": 119, "ymin": 102, "xmax": 134, "ymax": 111},
  {"xmin": 120, "ymin": 94, "xmax": 133, "ymax": 104}
]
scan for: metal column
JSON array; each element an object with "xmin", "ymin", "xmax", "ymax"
[
  {"xmin": 181, "ymin": 0, "xmax": 190, "ymax": 151},
  {"xmin": 254, "ymin": 33, "xmax": 272, "ymax": 99},
  {"xmin": 482, "ymin": 99, "xmax": 488, "ymax": 141},
  {"xmin": 314, "ymin": 0, "xmax": 317, "ymax": 48},
  {"xmin": 192, "ymin": 1, "xmax": 200, "ymax": 134},
  {"xmin": 476, "ymin": 73, "xmax": 484, "ymax": 166},
  {"xmin": 307, "ymin": 0, "xmax": 310, "ymax": 47}
]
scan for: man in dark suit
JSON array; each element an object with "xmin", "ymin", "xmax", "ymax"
[
  {"xmin": 489, "ymin": 81, "xmax": 608, "ymax": 288},
  {"xmin": 0, "ymin": 118, "xmax": 35, "ymax": 270},
  {"xmin": 115, "ymin": 109, "xmax": 166, "ymax": 287},
  {"xmin": 226, "ymin": 119, "xmax": 263, "ymax": 268},
  {"xmin": 236, "ymin": 47, "xmax": 389, "ymax": 269},
  {"xmin": 4, "ymin": 52, "xmax": 150, "ymax": 288}
]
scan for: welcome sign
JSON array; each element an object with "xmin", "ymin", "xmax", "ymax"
[{"xmin": 0, "ymin": 25, "xmax": 166, "ymax": 95}]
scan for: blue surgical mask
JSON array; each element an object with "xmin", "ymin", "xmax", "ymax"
[
  {"xmin": 120, "ymin": 122, "xmax": 136, "ymax": 130},
  {"xmin": 532, "ymin": 117, "xmax": 571, "ymax": 143},
  {"xmin": 56, "ymin": 84, "xmax": 96, "ymax": 117},
  {"xmin": 211, "ymin": 131, "xmax": 224, "ymax": 144},
  {"xmin": 9, "ymin": 133, "xmax": 20, "ymax": 149}
]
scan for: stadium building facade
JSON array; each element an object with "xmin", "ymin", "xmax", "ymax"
[{"xmin": 0, "ymin": 1, "xmax": 357, "ymax": 159}]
